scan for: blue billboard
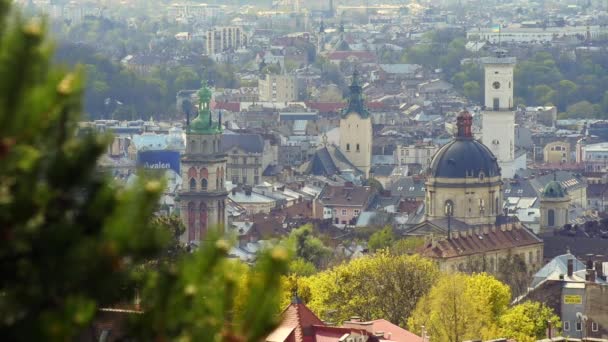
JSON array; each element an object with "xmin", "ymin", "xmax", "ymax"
[{"xmin": 137, "ymin": 150, "xmax": 180, "ymax": 174}]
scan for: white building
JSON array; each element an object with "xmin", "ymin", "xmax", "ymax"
[
  {"xmin": 467, "ymin": 25, "xmax": 605, "ymax": 44},
  {"xmin": 578, "ymin": 142, "xmax": 608, "ymax": 172},
  {"xmin": 480, "ymin": 51, "xmax": 525, "ymax": 179},
  {"xmin": 395, "ymin": 143, "xmax": 438, "ymax": 169},
  {"xmin": 205, "ymin": 27, "xmax": 247, "ymax": 55}
]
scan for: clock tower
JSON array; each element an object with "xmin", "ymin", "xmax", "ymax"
[{"xmin": 481, "ymin": 50, "xmax": 518, "ymax": 178}]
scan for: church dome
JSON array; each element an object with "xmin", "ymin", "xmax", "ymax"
[
  {"xmin": 542, "ymin": 180, "xmax": 566, "ymax": 198},
  {"xmin": 429, "ymin": 111, "xmax": 500, "ymax": 179}
]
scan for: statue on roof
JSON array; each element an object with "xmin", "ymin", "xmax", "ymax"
[{"xmin": 197, "ymin": 80, "xmax": 212, "ymax": 111}]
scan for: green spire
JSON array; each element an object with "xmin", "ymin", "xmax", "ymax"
[
  {"xmin": 188, "ymin": 81, "xmax": 222, "ymax": 135},
  {"xmin": 341, "ymin": 70, "xmax": 369, "ymax": 119}
]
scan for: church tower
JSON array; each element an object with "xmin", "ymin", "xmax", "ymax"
[
  {"xmin": 179, "ymin": 83, "xmax": 228, "ymax": 243},
  {"xmin": 481, "ymin": 50, "xmax": 518, "ymax": 178},
  {"xmin": 540, "ymin": 177, "xmax": 570, "ymax": 233},
  {"xmin": 339, "ymin": 71, "xmax": 372, "ymax": 178}
]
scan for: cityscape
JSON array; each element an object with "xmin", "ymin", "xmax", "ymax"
[{"xmin": 3, "ymin": 0, "xmax": 608, "ymax": 341}]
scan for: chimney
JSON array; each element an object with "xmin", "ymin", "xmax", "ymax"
[
  {"xmin": 374, "ymin": 331, "xmax": 385, "ymax": 338},
  {"xmin": 245, "ymin": 187, "xmax": 252, "ymax": 196},
  {"xmin": 567, "ymin": 259, "xmax": 574, "ymax": 277},
  {"xmin": 595, "ymin": 261, "xmax": 605, "ymax": 280},
  {"xmin": 587, "ymin": 269, "xmax": 596, "ymax": 282},
  {"xmin": 350, "ymin": 316, "xmax": 361, "ymax": 322}
]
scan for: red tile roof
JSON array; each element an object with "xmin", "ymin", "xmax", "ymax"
[
  {"xmin": 211, "ymin": 101, "xmax": 240, "ymax": 112},
  {"xmin": 270, "ymin": 301, "xmax": 325, "ymax": 342},
  {"xmin": 419, "ymin": 224, "xmax": 542, "ymax": 259},
  {"xmin": 342, "ymin": 319, "xmax": 422, "ymax": 342}
]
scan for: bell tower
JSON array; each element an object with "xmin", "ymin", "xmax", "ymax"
[
  {"xmin": 481, "ymin": 50, "xmax": 517, "ymax": 178},
  {"xmin": 339, "ymin": 71, "xmax": 372, "ymax": 178},
  {"xmin": 179, "ymin": 82, "xmax": 228, "ymax": 243}
]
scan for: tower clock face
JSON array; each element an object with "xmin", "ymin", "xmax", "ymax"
[{"xmin": 492, "ymin": 81, "xmax": 501, "ymax": 89}]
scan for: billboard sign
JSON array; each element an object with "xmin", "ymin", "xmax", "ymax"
[{"xmin": 137, "ymin": 150, "xmax": 180, "ymax": 174}]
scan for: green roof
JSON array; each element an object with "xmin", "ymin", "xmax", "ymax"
[
  {"xmin": 341, "ymin": 71, "xmax": 370, "ymax": 119},
  {"xmin": 188, "ymin": 81, "xmax": 222, "ymax": 135},
  {"xmin": 542, "ymin": 180, "xmax": 566, "ymax": 198}
]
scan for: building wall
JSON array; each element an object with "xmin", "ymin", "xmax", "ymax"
[
  {"xmin": 325, "ymin": 205, "xmax": 363, "ymax": 225},
  {"xmin": 439, "ymin": 238, "xmax": 543, "ymax": 276},
  {"xmin": 425, "ymin": 175, "xmax": 503, "ymax": 226},
  {"xmin": 540, "ymin": 198, "xmax": 570, "ymax": 232},
  {"xmin": 544, "ymin": 141, "xmax": 571, "ymax": 163},
  {"xmin": 258, "ymin": 74, "xmax": 298, "ymax": 102},
  {"xmin": 205, "ymin": 26, "xmax": 246, "ymax": 55},
  {"xmin": 481, "ymin": 61, "xmax": 516, "ymax": 171},
  {"xmin": 226, "ymin": 148, "xmax": 263, "ymax": 186},
  {"xmin": 396, "ymin": 144, "xmax": 438, "ymax": 169},
  {"xmin": 179, "ymin": 132, "xmax": 228, "ymax": 243},
  {"xmin": 339, "ymin": 113, "xmax": 372, "ymax": 177},
  {"xmin": 467, "ymin": 26, "xmax": 604, "ymax": 44}
]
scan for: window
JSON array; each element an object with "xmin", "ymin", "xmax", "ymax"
[
  {"xmin": 232, "ymin": 176, "xmax": 238, "ymax": 184},
  {"xmin": 254, "ymin": 176, "xmax": 259, "ymax": 184},
  {"xmin": 409, "ymin": 186, "xmax": 415, "ymax": 191},
  {"xmin": 576, "ymin": 321, "xmax": 582, "ymax": 331},
  {"xmin": 189, "ymin": 178, "xmax": 196, "ymax": 191},
  {"xmin": 517, "ymin": 189, "xmax": 523, "ymax": 194},
  {"xmin": 528, "ymin": 251, "xmax": 533, "ymax": 264},
  {"xmin": 563, "ymin": 321, "xmax": 570, "ymax": 331},
  {"xmin": 242, "ymin": 176, "xmax": 247, "ymax": 184},
  {"xmin": 201, "ymin": 178, "xmax": 208, "ymax": 190},
  {"xmin": 354, "ymin": 209, "xmax": 360, "ymax": 216},
  {"xmin": 342, "ymin": 209, "xmax": 347, "ymax": 215},
  {"xmin": 493, "ymin": 98, "xmax": 500, "ymax": 111},
  {"xmin": 548, "ymin": 209, "xmax": 555, "ymax": 226},
  {"xmin": 592, "ymin": 321, "xmax": 598, "ymax": 332},
  {"xmin": 346, "ymin": 143, "xmax": 350, "ymax": 151},
  {"xmin": 356, "ymin": 144, "xmax": 360, "ymax": 152},
  {"xmin": 505, "ymin": 189, "xmax": 511, "ymax": 194},
  {"xmin": 242, "ymin": 157, "xmax": 247, "ymax": 165}
]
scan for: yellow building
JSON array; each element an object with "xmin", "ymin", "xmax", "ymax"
[
  {"xmin": 411, "ymin": 111, "xmax": 543, "ymax": 275},
  {"xmin": 339, "ymin": 71, "xmax": 372, "ymax": 177},
  {"xmin": 543, "ymin": 141, "xmax": 570, "ymax": 164},
  {"xmin": 258, "ymin": 74, "xmax": 298, "ymax": 102}
]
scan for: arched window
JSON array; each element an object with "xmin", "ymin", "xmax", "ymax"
[
  {"xmin": 187, "ymin": 202, "xmax": 196, "ymax": 241},
  {"xmin": 188, "ymin": 167, "xmax": 197, "ymax": 179},
  {"xmin": 199, "ymin": 202, "xmax": 208, "ymax": 239},
  {"xmin": 220, "ymin": 167, "xmax": 224, "ymax": 189},
  {"xmin": 201, "ymin": 178, "xmax": 208, "ymax": 190},
  {"xmin": 548, "ymin": 209, "xmax": 555, "ymax": 226},
  {"xmin": 189, "ymin": 178, "xmax": 196, "ymax": 191}
]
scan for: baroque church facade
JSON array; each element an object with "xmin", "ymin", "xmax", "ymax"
[
  {"xmin": 178, "ymin": 84, "xmax": 228, "ymax": 243},
  {"xmin": 410, "ymin": 111, "xmax": 543, "ymax": 274}
]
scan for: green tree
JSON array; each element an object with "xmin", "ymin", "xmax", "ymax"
[
  {"xmin": 498, "ymin": 301, "xmax": 561, "ymax": 342},
  {"xmin": 390, "ymin": 237, "xmax": 425, "ymax": 255},
  {"xmin": 463, "ymin": 81, "xmax": 481, "ymax": 103},
  {"xmin": 286, "ymin": 225, "xmax": 331, "ymax": 268},
  {"xmin": 0, "ymin": 3, "xmax": 288, "ymax": 341},
  {"xmin": 295, "ymin": 253, "xmax": 439, "ymax": 327},
  {"xmin": 566, "ymin": 100, "xmax": 598, "ymax": 118},
  {"xmin": 289, "ymin": 258, "xmax": 317, "ymax": 276},
  {"xmin": 368, "ymin": 225, "xmax": 394, "ymax": 252},
  {"xmin": 408, "ymin": 273, "xmax": 510, "ymax": 342}
]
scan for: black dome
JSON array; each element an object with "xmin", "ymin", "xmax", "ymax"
[{"xmin": 429, "ymin": 139, "xmax": 500, "ymax": 178}]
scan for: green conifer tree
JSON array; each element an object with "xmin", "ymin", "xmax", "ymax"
[{"xmin": 0, "ymin": 2, "xmax": 287, "ymax": 341}]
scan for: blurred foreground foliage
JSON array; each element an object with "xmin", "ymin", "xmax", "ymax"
[{"xmin": 0, "ymin": 2, "xmax": 287, "ymax": 341}]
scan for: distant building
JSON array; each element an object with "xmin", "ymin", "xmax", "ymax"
[
  {"xmin": 339, "ymin": 71, "xmax": 373, "ymax": 177},
  {"xmin": 319, "ymin": 183, "xmax": 375, "ymax": 227},
  {"xmin": 544, "ymin": 141, "xmax": 571, "ymax": 164},
  {"xmin": 395, "ymin": 143, "xmax": 438, "ymax": 169},
  {"xmin": 578, "ymin": 141, "xmax": 608, "ymax": 172},
  {"xmin": 205, "ymin": 26, "xmax": 246, "ymax": 55},
  {"xmin": 221, "ymin": 134, "xmax": 264, "ymax": 186},
  {"xmin": 524, "ymin": 253, "xmax": 608, "ymax": 340},
  {"xmin": 540, "ymin": 179, "xmax": 571, "ymax": 233},
  {"xmin": 467, "ymin": 25, "xmax": 605, "ymax": 44},
  {"xmin": 178, "ymin": 85, "xmax": 227, "ymax": 243},
  {"xmin": 258, "ymin": 74, "xmax": 298, "ymax": 102}
]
